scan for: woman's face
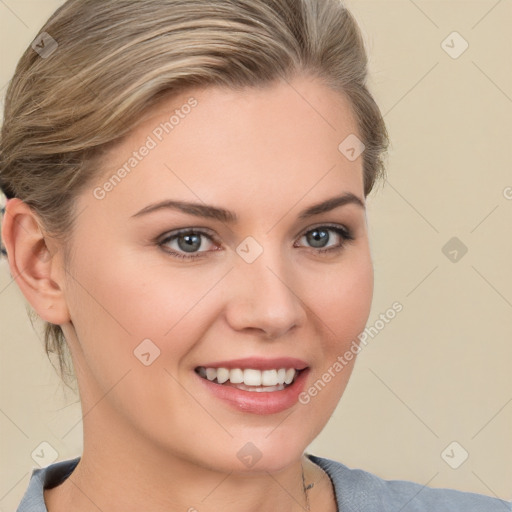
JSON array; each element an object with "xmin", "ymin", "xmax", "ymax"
[{"xmin": 58, "ymin": 74, "xmax": 373, "ymax": 473}]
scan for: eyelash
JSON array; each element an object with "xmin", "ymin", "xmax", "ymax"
[{"xmin": 157, "ymin": 224, "xmax": 355, "ymax": 261}]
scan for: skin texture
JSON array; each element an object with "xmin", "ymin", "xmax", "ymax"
[{"xmin": 3, "ymin": 73, "xmax": 373, "ymax": 512}]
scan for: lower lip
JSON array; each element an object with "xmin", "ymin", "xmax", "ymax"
[{"xmin": 196, "ymin": 369, "xmax": 310, "ymax": 415}]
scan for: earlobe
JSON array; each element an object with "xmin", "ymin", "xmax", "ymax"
[{"xmin": 1, "ymin": 198, "xmax": 70, "ymax": 325}]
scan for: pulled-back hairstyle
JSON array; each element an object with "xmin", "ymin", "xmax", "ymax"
[{"xmin": 0, "ymin": 0, "xmax": 389, "ymax": 387}]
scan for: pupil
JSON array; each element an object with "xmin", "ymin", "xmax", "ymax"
[
  {"xmin": 178, "ymin": 233, "xmax": 201, "ymax": 252},
  {"xmin": 308, "ymin": 229, "xmax": 328, "ymax": 248}
]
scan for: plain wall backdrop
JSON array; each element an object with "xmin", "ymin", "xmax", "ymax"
[{"xmin": 1, "ymin": 0, "xmax": 511, "ymax": 509}]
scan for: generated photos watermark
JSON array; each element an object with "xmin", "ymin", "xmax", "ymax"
[
  {"xmin": 299, "ymin": 301, "xmax": 403, "ymax": 404},
  {"xmin": 93, "ymin": 97, "xmax": 198, "ymax": 200}
]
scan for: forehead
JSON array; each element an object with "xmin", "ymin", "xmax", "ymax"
[{"xmin": 88, "ymin": 75, "xmax": 364, "ymax": 220}]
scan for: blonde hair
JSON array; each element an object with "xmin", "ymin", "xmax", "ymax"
[{"xmin": 0, "ymin": 0, "xmax": 389, "ymax": 386}]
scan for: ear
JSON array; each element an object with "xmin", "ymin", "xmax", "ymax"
[{"xmin": 1, "ymin": 198, "xmax": 71, "ymax": 325}]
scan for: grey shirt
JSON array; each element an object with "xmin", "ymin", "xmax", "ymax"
[{"xmin": 17, "ymin": 454, "xmax": 511, "ymax": 511}]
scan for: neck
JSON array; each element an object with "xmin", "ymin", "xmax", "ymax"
[{"xmin": 45, "ymin": 417, "xmax": 326, "ymax": 512}]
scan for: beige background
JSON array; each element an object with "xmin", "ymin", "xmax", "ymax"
[{"xmin": 1, "ymin": 0, "xmax": 511, "ymax": 509}]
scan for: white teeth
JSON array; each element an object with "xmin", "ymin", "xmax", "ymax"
[
  {"xmin": 261, "ymin": 369, "xmax": 278, "ymax": 386},
  {"xmin": 229, "ymin": 368, "xmax": 244, "ymax": 384},
  {"xmin": 243, "ymin": 369, "xmax": 261, "ymax": 386},
  {"xmin": 284, "ymin": 368, "xmax": 295, "ymax": 385},
  {"xmin": 196, "ymin": 367, "xmax": 299, "ymax": 388},
  {"xmin": 216, "ymin": 367, "xmax": 230, "ymax": 384},
  {"xmin": 229, "ymin": 382, "xmax": 285, "ymax": 393}
]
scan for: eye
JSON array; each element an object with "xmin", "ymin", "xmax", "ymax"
[
  {"xmin": 158, "ymin": 224, "xmax": 354, "ymax": 260},
  {"xmin": 294, "ymin": 224, "xmax": 354, "ymax": 255},
  {"xmin": 158, "ymin": 228, "xmax": 219, "ymax": 260}
]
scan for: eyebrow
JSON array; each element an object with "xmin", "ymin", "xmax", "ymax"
[{"xmin": 131, "ymin": 192, "xmax": 365, "ymax": 223}]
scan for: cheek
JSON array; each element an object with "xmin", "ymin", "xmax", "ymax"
[
  {"xmin": 69, "ymin": 243, "xmax": 195, "ymax": 335},
  {"xmin": 64, "ymin": 243, "xmax": 228, "ymax": 384},
  {"xmin": 291, "ymin": 256, "xmax": 372, "ymax": 441},
  {"xmin": 297, "ymin": 248, "xmax": 373, "ymax": 409},
  {"xmin": 63, "ymin": 248, "xmax": 212, "ymax": 429},
  {"xmin": 306, "ymin": 248, "xmax": 374, "ymax": 349}
]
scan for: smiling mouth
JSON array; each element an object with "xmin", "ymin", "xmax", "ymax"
[{"xmin": 194, "ymin": 366, "xmax": 303, "ymax": 392}]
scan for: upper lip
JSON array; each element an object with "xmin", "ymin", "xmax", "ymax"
[{"xmin": 196, "ymin": 357, "xmax": 309, "ymax": 371}]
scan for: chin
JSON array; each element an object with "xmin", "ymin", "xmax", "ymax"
[
  {"xmin": 183, "ymin": 433, "xmax": 310, "ymax": 475},
  {"xmin": 234, "ymin": 430, "xmax": 313, "ymax": 474}
]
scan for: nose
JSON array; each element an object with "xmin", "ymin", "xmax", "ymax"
[{"xmin": 224, "ymin": 249, "xmax": 307, "ymax": 339}]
